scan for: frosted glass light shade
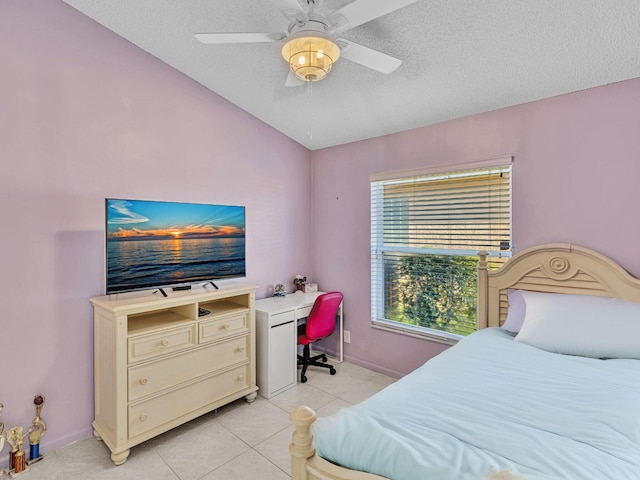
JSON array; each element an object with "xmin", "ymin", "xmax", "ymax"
[{"xmin": 281, "ymin": 35, "xmax": 341, "ymax": 82}]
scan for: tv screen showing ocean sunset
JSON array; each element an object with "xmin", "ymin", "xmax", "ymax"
[{"xmin": 105, "ymin": 199, "xmax": 246, "ymax": 293}]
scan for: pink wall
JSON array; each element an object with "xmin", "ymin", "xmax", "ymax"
[
  {"xmin": 311, "ymin": 78, "xmax": 640, "ymax": 378},
  {"xmin": 4, "ymin": 0, "xmax": 640, "ymax": 460},
  {"xmin": 0, "ymin": 0, "xmax": 311, "ymax": 459}
]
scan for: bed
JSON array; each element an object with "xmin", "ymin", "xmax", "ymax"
[{"xmin": 289, "ymin": 243, "xmax": 640, "ymax": 480}]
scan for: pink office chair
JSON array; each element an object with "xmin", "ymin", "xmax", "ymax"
[{"xmin": 297, "ymin": 292, "xmax": 343, "ymax": 383}]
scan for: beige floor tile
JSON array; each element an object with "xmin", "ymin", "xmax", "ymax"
[
  {"xmin": 268, "ymin": 383, "xmax": 336, "ymax": 414},
  {"xmin": 338, "ymin": 374, "xmax": 396, "ymax": 405},
  {"xmin": 315, "ymin": 397, "xmax": 353, "ymax": 417},
  {"xmin": 216, "ymin": 396, "xmax": 292, "ymax": 446},
  {"xmin": 199, "ymin": 449, "xmax": 289, "ymax": 480},
  {"xmin": 10, "ymin": 452, "xmax": 67, "ymax": 480},
  {"xmin": 44, "ymin": 437, "xmax": 114, "ymax": 478},
  {"xmin": 254, "ymin": 424, "xmax": 295, "ymax": 475},
  {"xmin": 85, "ymin": 443, "xmax": 179, "ymax": 480},
  {"xmin": 152, "ymin": 421, "xmax": 249, "ymax": 480},
  {"xmin": 331, "ymin": 359, "xmax": 381, "ymax": 379},
  {"xmin": 301, "ymin": 366, "xmax": 377, "ymax": 398}
]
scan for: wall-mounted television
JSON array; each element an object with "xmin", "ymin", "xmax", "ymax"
[{"xmin": 105, "ymin": 198, "xmax": 246, "ymax": 294}]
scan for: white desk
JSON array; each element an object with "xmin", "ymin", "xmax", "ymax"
[{"xmin": 255, "ymin": 292, "xmax": 343, "ymax": 398}]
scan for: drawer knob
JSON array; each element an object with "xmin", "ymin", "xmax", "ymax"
[
  {"xmin": 139, "ymin": 413, "xmax": 148, "ymax": 422},
  {"xmin": 221, "ymin": 324, "xmax": 230, "ymax": 331},
  {"xmin": 139, "ymin": 377, "xmax": 148, "ymax": 385},
  {"xmin": 161, "ymin": 339, "xmax": 169, "ymax": 346},
  {"xmin": 237, "ymin": 375, "xmax": 245, "ymax": 382},
  {"xmin": 236, "ymin": 346, "xmax": 245, "ymax": 353}
]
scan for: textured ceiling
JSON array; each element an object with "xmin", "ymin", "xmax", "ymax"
[{"xmin": 61, "ymin": 0, "xmax": 640, "ymax": 150}]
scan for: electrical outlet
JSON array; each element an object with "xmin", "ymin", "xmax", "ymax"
[{"xmin": 344, "ymin": 330, "xmax": 351, "ymax": 343}]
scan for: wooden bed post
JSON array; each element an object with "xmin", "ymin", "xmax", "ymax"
[
  {"xmin": 290, "ymin": 406, "xmax": 317, "ymax": 480},
  {"xmin": 477, "ymin": 251, "xmax": 489, "ymax": 330}
]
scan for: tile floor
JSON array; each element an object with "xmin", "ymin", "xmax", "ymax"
[{"xmin": 20, "ymin": 358, "xmax": 395, "ymax": 480}]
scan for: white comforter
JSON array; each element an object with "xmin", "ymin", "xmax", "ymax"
[{"xmin": 313, "ymin": 328, "xmax": 640, "ymax": 480}]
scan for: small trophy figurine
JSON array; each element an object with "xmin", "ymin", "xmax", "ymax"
[
  {"xmin": 0, "ymin": 402, "xmax": 5, "ymax": 455},
  {"xmin": 6, "ymin": 426, "xmax": 28, "ymax": 474},
  {"xmin": 28, "ymin": 394, "xmax": 46, "ymax": 462}
]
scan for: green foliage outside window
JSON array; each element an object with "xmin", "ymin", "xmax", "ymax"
[{"xmin": 384, "ymin": 254, "xmax": 478, "ymax": 336}]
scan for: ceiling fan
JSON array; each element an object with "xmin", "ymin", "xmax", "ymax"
[{"xmin": 195, "ymin": 0, "xmax": 420, "ymax": 86}]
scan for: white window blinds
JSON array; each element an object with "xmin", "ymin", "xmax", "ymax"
[{"xmin": 371, "ymin": 164, "xmax": 512, "ymax": 339}]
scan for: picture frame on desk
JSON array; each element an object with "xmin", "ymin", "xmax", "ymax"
[{"xmin": 304, "ymin": 283, "xmax": 318, "ymax": 293}]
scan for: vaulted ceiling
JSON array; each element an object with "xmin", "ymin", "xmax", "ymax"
[{"xmin": 61, "ymin": 0, "xmax": 640, "ymax": 150}]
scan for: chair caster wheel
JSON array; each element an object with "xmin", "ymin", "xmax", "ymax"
[
  {"xmin": 322, "ymin": 355, "xmax": 327, "ymax": 362},
  {"xmin": 301, "ymin": 375, "xmax": 307, "ymax": 383},
  {"xmin": 330, "ymin": 368, "xmax": 336, "ymax": 375}
]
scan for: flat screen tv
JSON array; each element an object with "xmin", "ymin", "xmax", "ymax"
[{"xmin": 105, "ymin": 198, "xmax": 246, "ymax": 294}]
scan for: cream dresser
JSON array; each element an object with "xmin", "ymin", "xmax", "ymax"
[{"xmin": 90, "ymin": 284, "xmax": 258, "ymax": 465}]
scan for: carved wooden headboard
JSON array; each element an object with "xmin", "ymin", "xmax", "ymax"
[{"xmin": 477, "ymin": 243, "xmax": 640, "ymax": 329}]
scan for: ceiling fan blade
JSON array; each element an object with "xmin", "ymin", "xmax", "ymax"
[
  {"xmin": 329, "ymin": 0, "xmax": 419, "ymax": 34},
  {"xmin": 337, "ymin": 39, "xmax": 402, "ymax": 74},
  {"xmin": 269, "ymin": 0, "xmax": 308, "ymax": 23},
  {"xmin": 285, "ymin": 70, "xmax": 305, "ymax": 87},
  {"xmin": 195, "ymin": 32, "xmax": 285, "ymax": 44},
  {"xmin": 270, "ymin": 0, "xmax": 303, "ymax": 12}
]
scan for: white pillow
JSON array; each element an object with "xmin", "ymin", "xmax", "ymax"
[
  {"xmin": 502, "ymin": 290, "xmax": 526, "ymax": 333},
  {"xmin": 514, "ymin": 291, "xmax": 640, "ymax": 359}
]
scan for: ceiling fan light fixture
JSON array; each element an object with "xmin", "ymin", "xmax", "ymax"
[{"xmin": 281, "ymin": 34, "xmax": 340, "ymax": 82}]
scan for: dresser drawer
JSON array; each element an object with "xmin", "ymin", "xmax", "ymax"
[
  {"xmin": 128, "ymin": 335, "xmax": 249, "ymax": 401},
  {"xmin": 128, "ymin": 324, "xmax": 197, "ymax": 364},
  {"xmin": 128, "ymin": 364, "xmax": 250, "ymax": 438},
  {"xmin": 199, "ymin": 311, "xmax": 248, "ymax": 344}
]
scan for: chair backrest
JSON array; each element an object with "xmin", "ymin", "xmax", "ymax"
[{"xmin": 306, "ymin": 292, "xmax": 343, "ymax": 342}]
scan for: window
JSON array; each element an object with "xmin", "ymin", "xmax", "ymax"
[{"xmin": 371, "ymin": 162, "xmax": 512, "ymax": 343}]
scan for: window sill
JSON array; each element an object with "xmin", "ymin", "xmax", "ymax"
[{"xmin": 372, "ymin": 319, "xmax": 461, "ymax": 346}]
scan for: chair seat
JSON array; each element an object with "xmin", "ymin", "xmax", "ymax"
[{"xmin": 297, "ymin": 335, "xmax": 312, "ymax": 346}]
